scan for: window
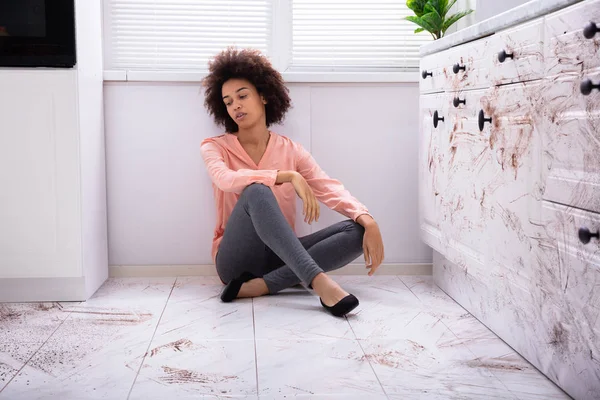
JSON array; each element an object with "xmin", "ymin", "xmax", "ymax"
[
  {"xmin": 289, "ymin": 0, "xmax": 430, "ymax": 71},
  {"xmin": 104, "ymin": 0, "xmax": 272, "ymax": 70},
  {"xmin": 103, "ymin": 0, "xmax": 430, "ymax": 75}
]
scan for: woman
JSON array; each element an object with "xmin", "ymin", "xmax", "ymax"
[{"xmin": 200, "ymin": 48, "xmax": 384, "ymax": 317}]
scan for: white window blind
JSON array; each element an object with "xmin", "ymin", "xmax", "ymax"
[
  {"xmin": 104, "ymin": 0, "xmax": 272, "ymax": 70},
  {"xmin": 290, "ymin": 0, "xmax": 431, "ymax": 70}
]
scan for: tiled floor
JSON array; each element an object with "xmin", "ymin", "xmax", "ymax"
[{"xmin": 0, "ymin": 275, "xmax": 570, "ymax": 400}]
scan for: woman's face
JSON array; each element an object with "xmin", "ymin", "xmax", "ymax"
[{"xmin": 222, "ymin": 78, "xmax": 267, "ymax": 130}]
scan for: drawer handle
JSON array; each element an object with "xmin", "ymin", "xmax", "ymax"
[
  {"xmin": 453, "ymin": 97, "xmax": 466, "ymax": 107},
  {"xmin": 579, "ymin": 227, "xmax": 599, "ymax": 244},
  {"xmin": 433, "ymin": 110, "xmax": 444, "ymax": 128},
  {"xmin": 452, "ymin": 63, "xmax": 466, "ymax": 74},
  {"xmin": 580, "ymin": 79, "xmax": 600, "ymax": 95},
  {"xmin": 583, "ymin": 21, "xmax": 599, "ymax": 39},
  {"xmin": 498, "ymin": 50, "xmax": 514, "ymax": 63},
  {"xmin": 422, "ymin": 70, "xmax": 433, "ymax": 79},
  {"xmin": 478, "ymin": 110, "xmax": 492, "ymax": 131}
]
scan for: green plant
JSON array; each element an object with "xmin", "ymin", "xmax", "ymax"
[{"xmin": 405, "ymin": 0, "xmax": 474, "ymax": 40}]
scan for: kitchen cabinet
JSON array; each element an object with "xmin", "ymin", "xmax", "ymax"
[
  {"xmin": 418, "ymin": 1, "xmax": 600, "ymax": 398},
  {"xmin": 0, "ymin": 0, "xmax": 107, "ymax": 302}
]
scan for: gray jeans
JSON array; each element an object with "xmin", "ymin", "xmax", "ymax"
[{"xmin": 215, "ymin": 183, "xmax": 365, "ymax": 294}]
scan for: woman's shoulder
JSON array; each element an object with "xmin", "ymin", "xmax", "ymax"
[
  {"xmin": 271, "ymin": 132, "xmax": 305, "ymax": 150},
  {"xmin": 201, "ymin": 133, "xmax": 232, "ymax": 147}
]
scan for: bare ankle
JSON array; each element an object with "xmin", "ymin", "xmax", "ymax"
[{"xmin": 238, "ymin": 278, "xmax": 269, "ymax": 298}]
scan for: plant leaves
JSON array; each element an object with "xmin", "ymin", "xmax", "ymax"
[
  {"xmin": 421, "ymin": 11, "xmax": 445, "ymax": 37},
  {"xmin": 406, "ymin": 0, "xmax": 429, "ymax": 17},
  {"xmin": 414, "ymin": 27, "xmax": 425, "ymax": 34},
  {"xmin": 422, "ymin": 5, "xmax": 444, "ymax": 31},
  {"xmin": 442, "ymin": 9, "xmax": 474, "ymax": 34},
  {"xmin": 405, "ymin": 15, "xmax": 437, "ymax": 35},
  {"xmin": 425, "ymin": 0, "xmax": 449, "ymax": 17}
]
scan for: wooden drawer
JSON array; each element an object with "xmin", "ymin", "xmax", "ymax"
[
  {"xmin": 419, "ymin": 93, "xmax": 447, "ymax": 250},
  {"xmin": 542, "ymin": 70, "xmax": 600, "ymax": 214},
  {"xmin": 545, "ymin": 0, "xmax": 600, "ymax": 77},
  {"xmin": 491, "ymin": 18, "xmax": 544, "ymax": 85}
]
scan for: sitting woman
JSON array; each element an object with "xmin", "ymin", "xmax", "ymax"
[{"xmin": 200, "ymin": 48, "xmax": 384, "ymax": 317}]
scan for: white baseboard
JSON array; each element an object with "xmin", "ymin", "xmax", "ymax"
[
  {"xmin": 0, "ymin": 277, "xmax": 87, "ymax": 302},
  {"xmin": 109, "ymin": 263, "xmax": 432, "ymax": 278}
]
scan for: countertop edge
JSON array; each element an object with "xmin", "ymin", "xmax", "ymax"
[{"xmin": 419, "ymin": 0, "xmax": 584, "ymax": 57}]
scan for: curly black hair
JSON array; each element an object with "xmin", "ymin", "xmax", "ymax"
[{"xmin": 202, "ymin": 47, "xmax": 291, "ymax": 133}]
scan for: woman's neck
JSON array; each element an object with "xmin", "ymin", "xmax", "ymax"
[{"xmin": 236, "ymin": 124, "xmax": 270, "ymax": 147}]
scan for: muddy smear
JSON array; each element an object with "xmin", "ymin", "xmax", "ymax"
[
  {"xmin": 549, "ymin": 32, "xmax": 599, "ymax": 76},
  {"xmin": 466, "ymin": 358, "xmax": 525, "ymax": 371},
  {"xmin": 66, "ymin": 308, "xmax": 153, "ymax": 325},
  {"xmin": 360, "ymin": 341, "xmax": 432, "ymax": 369},
  {"xmin": 159, "ymin": 366, "xmax": 238, "ymax": 385},
  {"xmin": 149, "ymin": 339, "xmax": 194, "ymax": 357},
  {"xmin": 0, "ymin": 310, "xmax": 23, "ymax": 322}
]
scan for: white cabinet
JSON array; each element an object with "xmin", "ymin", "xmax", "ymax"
[
  {"xmin": 0, "ymin": 72, "xmax": 81, "ymax": 279},
  {"xmin": 0, "ymin": 0, "xmax": 107, "ymax": 302},
  {"xmin": 419, "ymin": 1, "xmax": 600, "ymax": 399}
]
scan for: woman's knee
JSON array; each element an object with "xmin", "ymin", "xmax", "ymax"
[
  {"xmin": 342, "ymin": 219, "xmax": 366, "ymax": 251},
  {"xmin": 241, "ymin": 183, "xmax": 274, "ymax": 200}
]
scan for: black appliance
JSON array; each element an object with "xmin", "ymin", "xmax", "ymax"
[{"xmin": 0, "ymin": 0, "xmax": 76, "ymax": 68}]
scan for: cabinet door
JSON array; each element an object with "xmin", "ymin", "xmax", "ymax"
[
  {"xmin": 542, "ymin": 70, "xmax": 600, "ymax": 214},
  {"xmin": 537, "ymin": 201, "xmax": 600, "ymax": 400},
  {"xmin": 419, "ymin": 93, "xmax": 447, "ymax": 251},
  {"xmin": 545, "ymin": 0, "xmax": 600, "ymax": 78},
  {"xmin": 476, "ymin": 81, "xmax": 544, "ymax": 319},
  {"xmin": 439, "ymin": 88, "xmax": 491, "ymax": 266},
  {"xmin": 0, "ymin": 71, "xmax": 81, "ymax": 278}
]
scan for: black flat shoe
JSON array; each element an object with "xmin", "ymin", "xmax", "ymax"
[
  {"xmin": 320, "ymin": 294, "xmax": 359, "ymax": 317},
  {"xmin": 220, "ymin": 272, "xmax": 256, "ymax": 302}
]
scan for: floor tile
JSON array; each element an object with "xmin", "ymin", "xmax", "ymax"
[
  {"xmin": 463, "ymin": 336, "xmax": 570, "ymax": 400},
  {"xmin": 0, "ymin": 278, "xmax": 175, "ymax": 400},
  {"xmin": 130, "ymin": 339, "xmax": 257, "ymax": 398},
  {"xmin": 253, "ymin": 289, "xmax": 355, "ymax": 340},
  {"xmin": 260, "ymin": 395, "xmax": 388, "ymax": 400},
  {"xmin": 0, "ymin": 275, "xmax": 573, "ymax": 400},
  {"xmin": 152, "ymin": 277, "xmax": 254, "ymax": 341},
  {"xmin": 333, "ymin": 276, "xmax": 429, "ymax": 340},
  {"xmin": 0, "ymin": 302, "xmax": 75, "ymax": 391},
  {"xmin": 359, "ymin": 312, "xmax": 515, "ymax": 399},
  {"xmin": 256, "ymin": 338, "xmax": 385, "ymax": 398}
]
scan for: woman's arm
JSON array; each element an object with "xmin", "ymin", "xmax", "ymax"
[
  {"xmin": 201, "ymin": 141, "xmax": 278, "ymax": 193},
  {"xmin": 294, "ymin": 143, "xmax": 384, "ymax": 273}
]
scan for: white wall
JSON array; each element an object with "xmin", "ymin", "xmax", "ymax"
[
  {"xmin": 103, "ymin": 82, "xmax": 431, "ymax": 267},
  {"xmin": 475, "ymin": 0, "xmax": 530, "ymax": 23}
]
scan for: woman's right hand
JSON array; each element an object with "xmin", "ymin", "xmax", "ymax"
[{"xmin": 290, "ymin": 172, "xmax": 320, "ymax": 224}]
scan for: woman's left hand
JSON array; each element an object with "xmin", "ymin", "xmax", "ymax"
[{"xmin": 362, "ymin": 222, "xmax": 385, "ymax": 276}]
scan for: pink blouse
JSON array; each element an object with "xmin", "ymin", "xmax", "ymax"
[{"xmin": 200, "ymin": 132, "xmax": 370, "ymax": 262}]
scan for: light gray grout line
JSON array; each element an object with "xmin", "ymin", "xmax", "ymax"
[
  {"xmin": 0, "ymin": 304, "xmax": 77, "ymax": 393},
  {"xmin": 344, "ymin": 316, "xmax": 389, "ymax": 399},
  {"xmin": 126, "ymin": 278, "xmax": 177, "ymax": 400},
  {"xmin": 252, "ymin": 297, "xmax": 260, "ymax": 397},
  {"xmin": 395, "ymin": 275, "xmax": 421, "ymax": 301}
]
